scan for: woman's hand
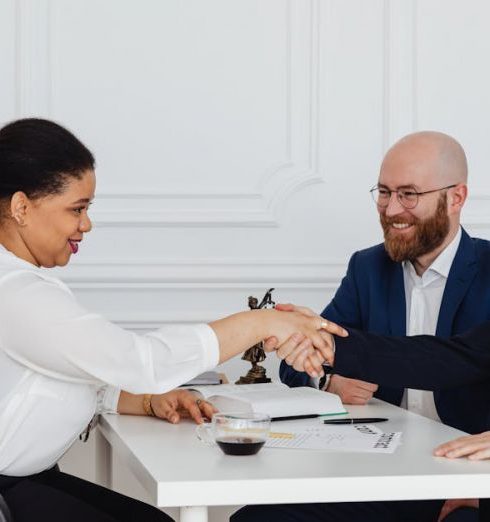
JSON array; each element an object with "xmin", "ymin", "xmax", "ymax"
[
  {"xmin": 434, "ymin": 431, "xmax": 490, "ymax": 460},
  {"xmin": 209, "ymin": 303, "xmax": 347, "ymax": 373},
  {"xmin": 150, "ymin": 389, "xmax": 216, "ymax": 424}
]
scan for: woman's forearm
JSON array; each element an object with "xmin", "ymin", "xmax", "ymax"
[
  {"xmin": 209, "ymin": 310, "xmax": 271, "ymax": 363},
  {"xmin": 117, "ymin": 390, "xmax": 146, "ymax": 415},
  {"xmin": 208, "ymin": 308, "xmax": 340, "ymax": 365}
]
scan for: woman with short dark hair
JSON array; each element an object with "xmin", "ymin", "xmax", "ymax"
[{"xmin": 0, "ymin": 118, "xmax": 339, "ymax": 522}]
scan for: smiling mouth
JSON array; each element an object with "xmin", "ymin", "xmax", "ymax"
[
  {"xmin": 68, "ymin": 239, "xmax": 80, "ymax": 254},
  {"xmin": 391, "ymin": 223, "xmax": 413, "ymax": 230}
]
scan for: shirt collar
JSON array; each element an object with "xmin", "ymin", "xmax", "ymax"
[{"xmin": 403, "ymin": 226, "xmax": 462, "ymax": 281}]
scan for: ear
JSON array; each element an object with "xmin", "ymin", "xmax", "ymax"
[
  {"xmin": 447, "ymin": 183, "xmax": 467, "ymax": 215},
  {"xmin": 10, "ymin": 191, "xmax": 29, "ymax": 227}
]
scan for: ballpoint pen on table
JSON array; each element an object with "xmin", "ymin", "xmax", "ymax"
[{"xmin": 323, "ymin": 417, "xmax": 388, "ymax": 424}]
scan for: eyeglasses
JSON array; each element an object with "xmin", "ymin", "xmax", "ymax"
[{"xmin": 369, "ymin": 184, "xmax": 457, "ymax": 209}]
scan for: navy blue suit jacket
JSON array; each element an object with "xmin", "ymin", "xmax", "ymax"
[{"xmin": 280, "ymin": 228, "xmax": 490, "ymax": 433}]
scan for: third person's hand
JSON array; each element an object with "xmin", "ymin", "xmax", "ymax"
[{"xmin": 326, "ymin": 375, "xmax": 378, "ymax": 405}]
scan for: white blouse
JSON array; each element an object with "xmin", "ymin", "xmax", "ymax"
[{"xmin": 0, "ymin": 245, "xmax": 219, "ymax": 476}]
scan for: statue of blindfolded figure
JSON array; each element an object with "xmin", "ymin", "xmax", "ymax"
[{"xmin": 235, "ymin": 288, "xmax": 275, "ymax": 385}]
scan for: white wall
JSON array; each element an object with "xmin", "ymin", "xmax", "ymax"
[{"xmin": 2, "ymin": 0, "xmax": 490, "ymax": 519}]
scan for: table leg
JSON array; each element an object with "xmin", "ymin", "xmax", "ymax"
[
  {"xmin": 180, "ymin": 506, "xmax": 208, "ymax": 522},
  {"xmin": 95, "ymin": 426, "xmax": 112, "ymax": 488}
]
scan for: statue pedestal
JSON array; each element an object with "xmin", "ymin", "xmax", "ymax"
[{"xmin": 235, "ymin": 364, "xmax": 271, "ymax": 385}]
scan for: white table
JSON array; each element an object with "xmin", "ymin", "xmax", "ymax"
[{"xmin": 97, "ymin": 400, "xmax": 490, "ymax": 522}]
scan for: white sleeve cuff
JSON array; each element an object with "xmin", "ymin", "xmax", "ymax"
[
  {"xmin": 320, "ymin": 373, "xmax": 332, "ymax": 391},
  {"xmin": 96, "ymin": 385, "xmax": 121, "ymax": 414},
  {"xmin": 194, "ymin": 323, "xmax": 220, "ymax": 371},
  {"xmin": 309, "ymin": 373, "xmax": 332, "ymax": 391}
]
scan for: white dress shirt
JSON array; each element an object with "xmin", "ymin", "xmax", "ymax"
[
  {"xmin": 400, "ymin": 227, "xmax": 462, "ymax": 421},
  {"xmin": 0, "ymin": 245, "xmax": 219, "ymax": 476}
]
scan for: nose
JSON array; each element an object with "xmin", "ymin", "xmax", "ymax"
[
  {"xmin": 384, "ymin": 192, "xmax": 406, "ymax": 217},
  {"xmin": 79, "ymin": 211, "xmax": 92, "ymax": 233}
]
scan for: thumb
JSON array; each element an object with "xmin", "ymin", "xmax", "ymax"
[
  {"xmin": 274, "ymin": 303, "xmax": 295, "ymax": 312},
  {"xmin": 263, "ymin": 336, "xmax": 278, "ymax": 351}
]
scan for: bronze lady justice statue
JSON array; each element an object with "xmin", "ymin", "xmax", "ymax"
[{"xmin": 235, "ymin": 289, "xmax": 275, "ymax": 384}]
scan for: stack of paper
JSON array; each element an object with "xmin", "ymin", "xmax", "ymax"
[{"xmin": 266, "ymin": 423, "xmax": 401, "ymax": 454}]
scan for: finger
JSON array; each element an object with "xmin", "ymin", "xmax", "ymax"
[
  {"xmin": 303, "ymin": 356, "xmax": 323, "ymax": 379},
  {"xmin": 319, "ymin": 318, "xmax": 348, "ymax": 337},
  {"xmin": 300, "ymin": 349, "xmax": 325, "ymax": 378},
  {"xmin": 162, "ymin": 406, "xmax": 180, "ymax": 424},
  {"xmin": 434, "ymin": 435, "xmax": 478, "ymax": 456},
  {"xmin": 305, "ymin": 350, "xmax": 325, "ymax": 376},
  {"xmin": 199, "ymin": 400, "xmax": 217, "ymax": 421},
  {"xmin": 318, "ymin": 330, "xmax": 337, "ymax": 353},
  {"xmin": 284, "ymin": 338, "xmax": 313, "ymax": 367},
  {"xmin": 346, "ymin": 396, "xmax": 371, "ymax": 405},
  {"xmin": 275, "ymin": 303, "xmax": 316, "ymax": 317},
  {"xmin": 437, "ymin": 501, "xmax": 453, "ymax": 522},
  {"xmin": 183, "ymin": 399, "xmax": 205, "ymax": 424},
  {"xmin": 441, "ymin": 442, "xmax": 489, "ymax": 459},
  {"xmin": 308, "ymin": 331, "xmax": 334, "ymax": 365},
  {"xmin": 274, "ymin": 303, "xmax": 295, "ymax": 312},
  {"xmin": 352, "ymin": 392, "xmax": 373, "ymax": 403},
  {"xmin": 355, "ymin": 381, "xmax": 379, "ymax": 392},
  {"xmin": 263, "ymin": 336, "xmax": 278, "ymax": 352},
  {"xmin": 154, "ymin": 397, "xmax": 180, "ymax": 424},
  {"xmin": 292, "ymin": 305, "xmax": 316, "ymax": 317},
  {"xmin": 468, "ymin": 447, "xmax": 490, "ymax": 460},
  {"xmin": 276, "ymin": 333, "xmax": 306, "ymax": 360},
  {"xmin": 291, "ymin": 348, "xmax": 311, "ymax": 373}
]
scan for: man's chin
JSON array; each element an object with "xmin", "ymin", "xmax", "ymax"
[{"xmin": 384, "ymin": 239, "xmax": 416, "ymax": 263}]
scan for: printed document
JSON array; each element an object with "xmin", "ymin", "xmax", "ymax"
[{"xmin": 267, "ymin": 424, "xmax": 401, "ymax": 453}]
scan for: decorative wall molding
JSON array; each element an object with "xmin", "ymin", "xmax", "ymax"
[
  {"xmin": 59, "ymin": 258, "xmax": 346, "ymax": 329},
  {"xmin": 15, "ymin": 0, "xmax": 51, "ymax": 117},
  {"xmin": 90, "ymin": 190, "xmax": 277, "ymax": 228},
  {"xmin": 16, "ymin": 0, "xmax": 324, "ymax": 227},
  {"xmin": 383, "ymin": 0, "xmax": 417, "ymax": 149},
  {"xmin": 54, "ymin": 258, "xmax": 346, "ymax": 286}
]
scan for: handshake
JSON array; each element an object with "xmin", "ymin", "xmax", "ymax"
[{"xmin": 260, "ymin": 303, "xmax": 348, "ymax": 379}]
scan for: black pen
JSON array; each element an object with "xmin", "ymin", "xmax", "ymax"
[
  {"xmin": 323, "ymin": 417, "xmax": 388, "ymax": 424},
  {"xmin": 271, "ymin": 414, "xmax": 320, "ymax": 422}
]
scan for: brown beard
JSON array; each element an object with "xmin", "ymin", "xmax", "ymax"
[{"xmin": 381, "ymin": 194, "xmax": 450, "ymax": 263}]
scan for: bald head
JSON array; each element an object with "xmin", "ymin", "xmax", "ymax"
[{"xmin": 381, "ymin": 131, "xmax": 467, "ymax": 186}]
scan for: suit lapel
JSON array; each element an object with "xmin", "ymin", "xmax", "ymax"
[
  {"xmin": 437, "ymin": 229, "xmax": 478, "ymax": 336},
  {"xmin": 388, "ymin": 261, "xmax": 406, "ymax": 335}
]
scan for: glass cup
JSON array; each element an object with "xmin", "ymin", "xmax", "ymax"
[{"xmin": 212, "ymin": 412, "xmax": 271, "ymax": 455}]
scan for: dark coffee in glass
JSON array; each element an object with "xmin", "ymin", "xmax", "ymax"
[
  {"xmin": 216, "ymin": 437, "xmax": 266, "ymax": 455},
  {"xmin": 212, "ymin": 413, "xmax": 270, "ymax": 456}
]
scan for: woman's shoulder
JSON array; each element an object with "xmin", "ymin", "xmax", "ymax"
[{"xmin": 0, "ymin": 259, "xmax": 69, "ymax": 295}]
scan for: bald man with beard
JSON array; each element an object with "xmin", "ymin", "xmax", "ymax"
[{"xmin": 233, "ymin": 132, "xmax": 490, "ymax": 522}]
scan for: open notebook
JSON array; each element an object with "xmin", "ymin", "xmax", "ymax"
[{"xmin": 188, "ymin": 382, "xmax": 346, "ymax": 419}]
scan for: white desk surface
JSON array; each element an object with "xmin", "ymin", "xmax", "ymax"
[{"xmin": 99, "ymin": 399, "xmax": 490, "ymax": 510}]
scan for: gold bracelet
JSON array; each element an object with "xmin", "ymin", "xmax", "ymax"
[{"xmin": 143, "ymin": 394, "xmax": 156, "ymax": 417}]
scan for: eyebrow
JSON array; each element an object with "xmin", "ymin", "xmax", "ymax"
[
  {"xmin": 378, "ymin": 183, "xmax": 419, "ymax": 190},
  {"xmin": 70, "ymin": 198, "xmax": 92, "ymax": 205}
]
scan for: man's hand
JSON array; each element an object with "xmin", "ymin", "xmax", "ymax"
[
  {"xmin": 326, "ymin": 375, "xmax": 378, "ymax": 405},
  {"xmin": 434, "ymin": 431, "xmax": 490, "ymax": 460},
  {"xmin": 437, "ymin": 499, "xmax": 479, "ymax": 522},
  {"xmin": 150, "ymin": 389, "xmax": 217, "ymax": 424},
  {"xmin": 264, "ymin": 303, "xmax": 348, "ymax": 377}
]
